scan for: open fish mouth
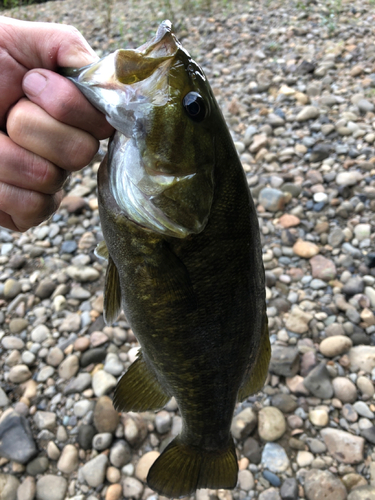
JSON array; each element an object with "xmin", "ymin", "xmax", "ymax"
[{"xmin": 64, "ymin": 20, "xmax": 180, "ymax": 136}]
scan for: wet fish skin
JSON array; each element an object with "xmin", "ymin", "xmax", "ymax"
[{"xmin": 65, "ymin": 20, "xmax": 270, "ymax": 498}]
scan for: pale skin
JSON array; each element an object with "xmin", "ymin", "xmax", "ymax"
[{"xmin": 0, "ymin": 16, "xmax": 114, "ymax": 232}]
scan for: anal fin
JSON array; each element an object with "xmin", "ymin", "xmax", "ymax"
[
  {"xmin": 238, "ymin": 310, "xmax": 271, "ymax": 401},
  {"xmin": 147, "ymin": 436, "xmax": 238, "ymax": 498},
  {"xmin": 103, "ymin": 256, "xmax": 122, "ymax": 325},
  {"xmin": 113, "ymin": 352, "xmax": 170, "ymax": 412}
]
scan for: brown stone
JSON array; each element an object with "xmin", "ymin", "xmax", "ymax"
[
  {"xmin": 278, "ymin": 214, "xmax": 300, "ymax": 228},
  {"xmin": 293, "ymin": 240, "xmax": 319, "ymax": 258},
  {"xmin": 310, "ymin": 255, "xmax": 337, "ymax": 281},
  {"xmin": 93, "ymin": 396, "xmax": 119, "ymax": 433}
]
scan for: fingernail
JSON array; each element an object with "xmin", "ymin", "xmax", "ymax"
[{"xmin": 23, "ymin": 72, "xmax": 47, "ymax": 97}]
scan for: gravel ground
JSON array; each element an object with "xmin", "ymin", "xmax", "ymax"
[{"xmin": 1, "ymin": 1, "xmax": 375, "ymax": 500}]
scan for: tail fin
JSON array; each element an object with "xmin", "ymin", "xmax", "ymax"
[{"xmin": 147, "ymin": 436, "xmax": 238, "ymax": 498}]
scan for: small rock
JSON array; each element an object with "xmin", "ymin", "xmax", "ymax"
[
  {"xmin": 0, "ymin": 411, "xmax": 37, "ymax": 464},
  {"xmin": 58, "ymin": 354, "xmax": 79, "ymax": 380},
  {"xmin": 66, "ymin": 265, "xmax": 100, "ymax": 282},
  {"xmin": 332, "ymin": 377, "xmax": 357, "ymax": 404},
  {"xmin": 356, "ymin": 376, "xmax": 374, "ymax": 399},
  {"xmin": 35, "ymin": 279, "xmax": 55, "ymax": 299},
  {"xmin": 349, "ymin": 346, "xmax": 375, "ymax": 373},
  {"xmin": 336, "ymin": 171, "xmax": 362, "ymax": 186},
  {"xmin": 0, "ymin": 473, "xmax": 20, "ymax": 500},
  {"xmin": 304, "ymin": 469, "xmax": 346, "ymax": 500},
  {"xmin": 36, "ymin": 475, "xmax": 67, "ymax": 500},
  {"xmin": 243, "ymin": 436, "xmax": 261, "ymax": 464},
  {"xmin": 231, "ymin": 408, "xmax": 257, "ymax": 440},
  {"xmin": 47, "ymin": 441, "xmax": 61, "ymax": 460},
  {"xmin": 259, "ymin": 188, "xmax": 288, "ymax": 212},
  {"xmin": 8, "ymin": 365, "xmax": 31, "ymax": 384},
  {"xmin": 271, "ymin": 394, "xmax": 298, "ymax": 414},
  {"xmin": 77, "ymin": 424, "xmax": 96, "ymax": 450},
  {"xmin": 2, "ymin": 336, "xmax": 24, "ymax": 350},
  {"xmin": 310, "ymin": 255, "xmax": 337, "ymax": 281},
  {"xmin": 57, "ymin": 444, "xmax": 79, "ymax": 474},
  {"xmin": 347, "ymin": 486, "xmax": 375, "ymax": 500},
  {"xmin": 26, "ymin": 456, "xmax": 49, "ymax": 476},
  {"xmin": 64, "ymin": 373, "xmax": 92, "ymax": 394},
  {"xmin": 3, "ymin": 279, "xmax": 22, "ymax": 299},
  {"xmin": 122, "ymin": 477, "xmax": 143, "ymax": 500},
  {"xmin": 8, "ymin": 318, "xmax": 28, "ymax": 334},
  {"xmin": 80, "ymin": 453, "xmax": 108, "ymax": 487},
  {"xmin": 320, "ymin": 428, "xmax": 364, "ymax": 464},
  {"xmin": 293, "ymin": 240, "xmax": 319, "ymax": 258},
  {"xmin": 93, "ymin": 396, "xmax": 119, "ymax": 433},
  {"xmin": 33, "ymin": 411, "xmax": 56, "ymax": 431},
  {"xmin": 135, "ymin": 451, "xmax": 160, "ymax": 482},
  {"xmin": 296, "ymin": 450, "xmax": 314, "ymax": 467},
  {"xmin": 280, "ymin": 477, "xmax": 298, "ymax": 500},
  {"xmin": 296, "ymin": 106, "xmax": 320, "ymax": 121},
  {"xmin": 238, "ymin": 470, "xmax": 255, "ymax": 491},
  {"xmin": 285, "ymin": 306, "xmax": 313, "ymax": 334},
  {"xmin": 269, "ymin": 345, "xmax": 300, "ymax": 377},
  {"xmin": 109, "ymin": 440, "xmax": 132, "ymax": 468},
  {"xmin": 105, "ymin": 484, "xmax": 123, "ymax": 500},
  {"xmin": 17, "ymin": 476, "xmax": 36, "ymax": 500},
  {"xmin": 319, "ymin": 336, "xmax": 352, "ymax": 357},
  {"xmin": 258, "ymin": 407, "xmax": 286, "ymax": 441},
  {"xmin": 309, "ymin": 408, "xmax": 329, "ymax": 427},
  {"xmin": 261, "ymin": 443, "xmax": 289, "ymax": 473},
  {"xmin": 353, "ymin": 401, "xmax": 374, "ymax": 419},
  {"xmin": 93, "ymin": 432, "xmax": 113, "ymax": 451},
  {"xmin": 92, "ymin": 370, "xmax": 117, "ymax": 397},
  {"xmin": 46, "ymin": 347, "xmax": 64, "ymax": 367},
  {"xmin": 303, "ymin": 363, "xmax": 333, "ymax": 399}
]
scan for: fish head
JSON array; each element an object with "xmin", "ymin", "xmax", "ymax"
[{"xmin": 67, "ymin": 21, "xmax": 218, "ymax": 238}]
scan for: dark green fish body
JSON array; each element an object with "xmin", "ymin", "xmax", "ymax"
[{"xmin": 66, "ymin": 21, "xmax": 270, "ymax": 498}]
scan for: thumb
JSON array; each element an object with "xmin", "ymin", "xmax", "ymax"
[{"xmin": 0, "ymin": 16, "xmax": 98, "ymax": 70}]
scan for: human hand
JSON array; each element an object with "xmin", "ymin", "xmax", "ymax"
[{"xmin": 0, "ymin": 16, "xmax": 114, "ymax": 232}]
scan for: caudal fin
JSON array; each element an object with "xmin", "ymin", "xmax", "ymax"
[{"xmin": 147, "ymin": 436, "xmax": 238, "ymax": 498}]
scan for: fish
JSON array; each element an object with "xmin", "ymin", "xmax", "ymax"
[{"xmin": 64, "ymin": 20, "xmax": 270, "ymax": 498}]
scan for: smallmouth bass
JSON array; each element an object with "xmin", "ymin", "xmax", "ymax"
[{"xmin": 65, "ymin": 21, "xmax": 270, "ymax": 498}]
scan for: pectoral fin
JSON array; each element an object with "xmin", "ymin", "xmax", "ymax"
[
  {"xmin": 103, "ymin": 256, "xmax": 122, "ymax": 325},
  {"xmin": 113, "ymin": 351, "xmax": 170, "ymax": 412},
  {"xmin": 238, "ymin": 310, "xmax": 271, "ymax": 401},
  {"xmin": 95, "ymin": 241, "xmax": 109, "ymax": 260}
]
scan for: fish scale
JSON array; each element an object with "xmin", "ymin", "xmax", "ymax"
[{"xmin": 64, "ymin": 20, "xmax": 270, "ymax": 498}]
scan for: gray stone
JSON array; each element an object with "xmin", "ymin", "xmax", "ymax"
[
  {"xmin": 109, "ymin": 440, "xmax": 132, "ymax": 468},
  {"xmin": 35, "ymin": 279, "xmax": 56, "ymax": 299},
  {"xmin": 93, "ymin": 432, "xmax": 113, "ymax": 451},
  {"xmin": 261, "ymin": 443, "xmax": 289, "ymax": 473},
  {"xmin": 64, "ymin": 373, "xmax": 92, "ymax": 394},
  {"xmin": 0, "ymin": 411, "xmax": 37, "ymax": 464},
  {"xmin": 33, "ymin": 411, "xmax": 56, "ymax": 430},
  {"xmin": 154, "ymin": 410, "xmax": 172, "ymax": 434},
  {"xmin": 271, "ymin": 394, "xmax": 298, "ymax": 413},
  {"xmin": 8, "ymin": 365, "xmax": 32, "ymax": 383},
  {"xmin": 122, "ymin": 477, "xmax": 144, "ymax": 500},
  {"xmin": 304, "ymin": 469, "xmax": 346, "ymax": 500},
  {"xmin": 36, "ymin": 475, "xmax": 67, "ymax": 500},
  {"xmin": 296, "ymin": 106, "xmax": 320, "ymax": 121},
  {"xmin": 30, "ymin": 325, "xmax": 50, "ymax": 343},
  {"xmin": 3, "ymin": 279, "xmax": 22, "ymax": 299},
  {"xmin": 242, "ymin": 436, "xmax": 261, "ymax": 464},
  {"xmin": 79, "ymin": 453, "xmax": 108, "ymax": 487},
  {"xmin": 353, "ymin": 401, "xmax": 374, "ymax": 419},
  {"xmin": 0, "ymin": 473, "xmax": 20, "ymax": 500},
  {"xmin": 280, "ymin": 477, "xmax": 298, "ymax": 500},
  {"xmin": 303, "ymin": 362, "xmax": 333, "ymax": 398},
  {"xmin": 46, "ymin": 347, "xmax": 64, "ymax": 367},
  {"xmin": 26, "ymin": 456, "xmax": 49, "ymax": 476},
  {"xmin": 259, "ymin": 488, "xmax": 281, "ymax": 500},
  {"xmin": 78, "ymin": 424, "xmax": 96, "ymax": 450},
  {"xmin": 269, "ymin": 345, "xmax": 300, "ymax": 377},
  {"xmin": 80, "ymin": 347, "xmax": 107, "ymax": 367},
  {"xmin": 66, "ymin": 265, "xmax": 100, "ymax": 282},
  {"xmin": 343, "ymin": 277, "xmax": 365, "ymax": 297}
]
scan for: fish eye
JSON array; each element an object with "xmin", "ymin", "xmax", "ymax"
[{"xmin": 182, "ymin": 92, "xmax": 207, "ymax": 122}]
